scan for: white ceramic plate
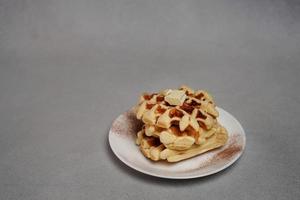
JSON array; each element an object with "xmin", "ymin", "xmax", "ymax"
[{"xmin": 109, "ymin": 107, "xmax": 246, "ymax": 179}]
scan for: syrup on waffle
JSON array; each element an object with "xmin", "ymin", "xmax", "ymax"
[{"xmin": 134, "ymin": 85, "xmax": 228, "ymax": 162}]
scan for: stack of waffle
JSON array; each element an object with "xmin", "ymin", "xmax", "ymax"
[{"xmin": 134, "ymin": 86, "xmax": 228, "ymax": 162}]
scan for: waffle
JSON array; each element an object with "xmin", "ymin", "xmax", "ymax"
[
  {"xmin": 134, "ymin": 85, "xmax": 228, "ymax": 162},
  {"xmin": 136, "ymin": 125, "xmax": 228, "ymax": 162},
  {"xmin": 136, "ymin": 128, "xmax": 165, "ymax": 161}
]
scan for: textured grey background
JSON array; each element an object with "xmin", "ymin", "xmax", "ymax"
[{"xmin": 0, "ymin": 0, "xmax": 300, "ymax": 199}]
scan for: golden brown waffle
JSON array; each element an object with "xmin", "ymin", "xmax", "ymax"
[
  {"xmin": 134, "ymin": 85, "xmax": 228, "ymax": 162},
  {"xmin": 136, "ymin": 86, "xmax": 218, "ymax": 127},
  {"xmin": 135, "ymin": 128, "xmax": 165, "ymax": 161},
  {"xmin": 136, "ymin": 125, "xmax": 228, "ymax": 162}
]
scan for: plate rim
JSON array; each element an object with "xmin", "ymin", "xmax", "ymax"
[{"xmin": 108, "ymin": 107, "xmax": 246, "ymax": 179}]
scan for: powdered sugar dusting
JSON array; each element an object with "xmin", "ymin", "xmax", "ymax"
[
  {"xmin": 182, "ymin": 134, "xmax": 243, "ymax": 173},
  {"xmin": 109, "ymin": 107, "xmax": 246, "ymax": 178},
  {"xmin": 111, "ymin": 110, "xmax": 143, "ymax": 137}
]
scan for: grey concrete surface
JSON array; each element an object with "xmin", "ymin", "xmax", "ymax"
[{"xmin": 0, "ymin": 0, "xmax": 300, "ymax": 199}]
